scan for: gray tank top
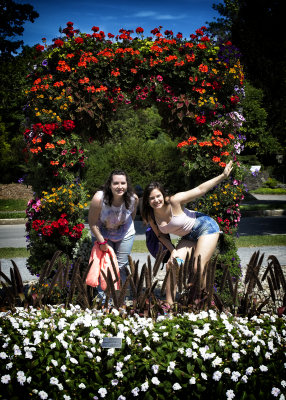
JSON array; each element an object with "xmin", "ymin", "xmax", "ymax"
[{"xmin": 156, "ymin": 207, "xmax": 196, "ymax": 236}]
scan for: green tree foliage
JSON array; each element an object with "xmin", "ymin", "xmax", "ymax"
[
  {"xmin": 0, "ymin": 46, "xmax": 38, "ymax": 182},
  {"xmin": 0, "ymin": 0, "xmax": 39, "ymax": 58},
  {"xmin": 241, "ymin": 81, "xmax": 279, "ymax": 156},
  {"xmin": 207, "ymin": 0, "xmax": 286, "ymax": 155},
  {"xmin": 0, "ymin": 0, "xmax": 39, "ymax": 182},
  {"xmin": 83, "ymin": 106, "xmax": 186, "ymax": 196}
]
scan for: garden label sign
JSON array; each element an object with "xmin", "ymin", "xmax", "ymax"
[{"xmin": 101, "ymin": 337, "xmax": 122, "ymax": 348}]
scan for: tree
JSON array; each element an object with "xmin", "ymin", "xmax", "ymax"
[
  {"xmin": 207, "ymin": 0, "xmax": 286, "ymax": 154},
  {"xmin": 0, "ymin": 0, "xmax": 39, "ymax": 59}
]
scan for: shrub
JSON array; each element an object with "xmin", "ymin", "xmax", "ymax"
[{"xmin": 0, "ymin": 306, "xmax": 285, "ymax": 399}]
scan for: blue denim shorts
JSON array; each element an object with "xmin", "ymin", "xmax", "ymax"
[{"xmin": 182, "ymin": 212, "xmax": 221, "ymax": 241}]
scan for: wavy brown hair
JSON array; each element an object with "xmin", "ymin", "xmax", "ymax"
[
  {"xmin": 141, "ymin": 182, "xmax": 170, "ymax": 223},
  {"xmin": 102, "ymin": 170, "xmax": 134, "ymax": 209}
]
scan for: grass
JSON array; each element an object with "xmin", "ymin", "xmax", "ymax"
[
  {"xmin": 0, "ymin": 235, "xmax": 285, "ymax": 259},
  {"xmin": 0, "ymin": 199, "xmax": 28, "ymax": 212},
  {"xmin": 250, "ymin": 188, "xmax": 286, "ymax": 194}
]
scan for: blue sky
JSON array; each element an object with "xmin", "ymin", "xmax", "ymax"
[{"xmin": 16, "ymin": 0, "xmax": 221, "ymax": 47}]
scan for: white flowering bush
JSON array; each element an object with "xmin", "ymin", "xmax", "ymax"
[{"xmin": 0, "ymin": 306, "xmax": 285, "ymax": 399}]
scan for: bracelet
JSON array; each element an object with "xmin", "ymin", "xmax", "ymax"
[{"xmin": 97, "ymin": 240, "xmax": 107, "ymax": 245}]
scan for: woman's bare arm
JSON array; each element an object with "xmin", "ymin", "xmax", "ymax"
[{"xmin": 172, "ymin": 161, "xmax": 233, "ymax": 205}]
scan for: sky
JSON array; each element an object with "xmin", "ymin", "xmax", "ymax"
[{"xmin": 15, "ymin": 0, "xmax": 222, "ymax": 47}]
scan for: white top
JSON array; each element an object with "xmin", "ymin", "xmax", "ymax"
[{"xmin": 93, "ymin": 191, "xmax": 136, "ymax": 242}]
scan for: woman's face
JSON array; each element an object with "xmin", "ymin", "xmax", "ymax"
[
  {"xmin": 148, "ymin": 188, "xmax": 164, "ymax": 209},
  {"xmin": 110, "ymin": 174, "xmax": 127, "ymax": 197}
]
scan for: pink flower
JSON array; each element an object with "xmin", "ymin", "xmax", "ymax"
[{"xmin": 156, "ymin": 75, "xmax": 163, "ymax": 82}]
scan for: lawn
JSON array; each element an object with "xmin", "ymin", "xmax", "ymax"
[{"xmin": 1, "ymin": 235, "xmax": 285, "ymax": 259}]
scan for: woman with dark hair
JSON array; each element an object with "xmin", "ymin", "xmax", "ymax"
[
  {"xmin": 141, "ymin": 161, "xmax": 233, "ymax": 304},
  {"xmin": 88, "ymin": 170, "xmax": 139, "ymax": 283}
]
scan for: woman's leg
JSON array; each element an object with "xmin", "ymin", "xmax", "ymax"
[
  {"xmin": 193, "ymin": 233, "xmax": 220, "ymax": 288},
  {"xmin": 165, "ymin": 239, "xmax": 196, "ymax": 304}
]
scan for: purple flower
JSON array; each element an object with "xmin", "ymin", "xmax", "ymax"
[{"xmin": 42, "ymin": 59, "xmax": 48, "ymax": 67}]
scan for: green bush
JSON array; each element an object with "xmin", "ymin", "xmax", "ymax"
[
  {"xmin": 0, "ymin": 306, "xmax": 285, "ymax": 399},
  {"xmin": 83, "ymin": 133, "xmax": 186, "ymax": 196}
]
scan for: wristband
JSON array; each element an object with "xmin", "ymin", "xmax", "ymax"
[{"xmin": 97, "ymin": 240, "xmax": 107, "ymax": 245}]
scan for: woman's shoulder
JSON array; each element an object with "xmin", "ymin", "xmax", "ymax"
[{"xmin": 91, "ymin": 190, "xmax": 104, "ymax": 204}]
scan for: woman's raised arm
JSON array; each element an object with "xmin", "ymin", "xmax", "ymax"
[{"xmin": 172, "ymin": 161, "xmax": 233, "ymax": 205}]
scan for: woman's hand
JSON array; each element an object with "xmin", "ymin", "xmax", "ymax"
[
  {"xmin": 99, "ymin": 243, "xmax": 109, "ymax": 252},
  {"xmin": 222, "ymin": 160, "xmax": 233, "ymax": 178}
]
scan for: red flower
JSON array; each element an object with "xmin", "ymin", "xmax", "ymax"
[
  {"xmin": 42, "ymin": 224, "xmax": 53, "ymax": 236},
  {"xmin": 195, "ymin": 115, "xmax": 206, "ymax": 124},
  {"xmin": 136, "ymin": 27, "xmax": 144, "ymax": 34},
  {"xmin": 53, "ymin": 39, "xmax": 64, "ymax": 47},
  {"xmin": 62, "ymin": 120, "xmax": 76, "ymax": 131},
  {"xmin": 75, "ymin": 37, "xmax": 84, "ymax": 44},
  {"xmin": 164, "ymin": 30, "xmax": 173, "ymax": 36},
  {"xmin": 108, "ymin": 33, "xmax": 114, "ymax": 38},
  {"xmin": 230, "ymin": 95, "xmax": 240, "ymax": 104},
  {"xmin": 35, "ymin": 44, "xmax": 44, "ymax": 52},
  {"xmin": 176, "ymin": 33, "xmax": 183, "ymax": 39},
  {"xmin": 92, "ymin": 26, "xmax": 99, "ymax": 32},
  {"xmin": 199, "ymin": 64, "xmax": 208, "ymax": 73}
]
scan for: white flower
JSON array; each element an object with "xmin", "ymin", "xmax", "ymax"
[
  {"xmin": 103, "ymin": 318, "xmax": 111, "ymax": 326},
  {"xmin": 189, "ymin": 377, "xmax": 196, "ymax": 385},
  {"xmin": 79, "ymin": 383, "xmax": 86, "ymax": 389},
  {"xmin": 213, "ymin": 371, "xmax": 222, "ymax": 381},
  {"xmin": 279, "ymin": 395, "xmax": 285, "ymax": 400},
  {"xmin": 212, "ymin": 356, "xmax": 223, "ymax": 367},
  {"xmin": 6, "ymin": 362, "xmax": 13, "ymax": 370},
  {"xmin": 141, "ymin": 382, "xmax": 149, "ymax": 392},
  {"xmin": 271, "ymin": 388, "xmax": 280, "ymax": 397},
  {"xmin": 226, "ymin": 389, "xmax": 235, "ymax": 399},
  {"xmin": 38, "ymin": 390, "xmax": 48, "ymax": 399},
  {"xmin": 115, "ymin": 362, "xmax": 124, "ymax": 371},
  {"xmin": 224, "ymin": 368, "xmax": 231, "ymax": 374},
  {"xmin": 116, "ymin": 371, "xmax": 124, "ymax": 378},
  {"xmin": 231, "ymin": 371, "xmax": 241, "ymax": 382},
  {"xmin": 241, "ymin": 375, "xmax": 248, "ymax": 383},
  {"xmin": 111, "ymin": 379, "xmax": 118, "ymax": 386},
  {"xmin": 70, "ymin": 357, "xmax": 78, "ymax": 364},
  {"xmin": 117, "ymin": 396, "xmax": 126, "ymax": 400},
  {"xmin": 152, "ymin": 364, "xmax": 159, "ymax": 374},
  {"xmin": 61, "ymin": 365, "xmax": 67, "ymax": 372},
  {"xmin": 232, "ymin": 353, "xmax": 240, "ymax": 362},
  {"xmin": 124, "ymin": 355, "xmax": 131, "ymax": 361},
  {"xmin": 259, "ymin": 365, "xmax": 268, "ymax": 372},
  {"xmin": 0, "ymin": 352, "xmax": 7, "ymax": 359},
  {"xmin": 131, "ymin": 387, "xmax": 140, "ymax": 396},
  {"xmin": 63, "ymin": 395, "xmax": 71, "ymax": 400},
  {"xmin": 51, "ymin": 359, "xmax": 58, "ymax": 367},
  {"xmin": 201, "ymin": 372, "xmax": 208, "ymax": 380},
  {"xmin": 281, "ymin": 380, "xmax": 286, "ymax": 388},
  {"xmin": 107, "ymin": 348, "xmax": 115, "ymax": 356},
  {"xmin": 245, "ymin": 366, "xmax": 254, "ymax": 375},
  {"xmin": 151, "ymin": 377, "xmax": 160, "ymax": 385},
  {"xmin": 50, "ymin": 377, "xmax": 59, "ymax": 385},
  {"xmin": 1, "ymin": 374, "xmax": 11, "ymax": 384},
  {"xmin": 173, "ymin": 383, "xmax": 182, "ymax": 390},
  {"xmin": 186, "ymin": 348, "xmax": 192, "ymax": 357},
  {"xmin": 98, "ymin": 387, "xmax": 107, "ymax": 397},
  {"xmin": 17, "ymin": 370, "xmax": 26, "ymax": 385}
]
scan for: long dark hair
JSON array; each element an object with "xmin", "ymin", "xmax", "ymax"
[
  {"xmin": 141, "ymin": 182, "xmax": 169, "ymax": 223},
  {"xmin": 102, "ymin": 170, "xmax": 134, "ymax": 209}
]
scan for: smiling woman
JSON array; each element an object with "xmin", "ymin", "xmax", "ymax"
[{"xmin": 88, "ymin": 170, "xmax": 139, "ymax": 287}]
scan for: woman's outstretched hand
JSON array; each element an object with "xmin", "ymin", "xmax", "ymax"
[{"xmin": 222, "ymin": 160, "xmax": 233, "ymax": 178}]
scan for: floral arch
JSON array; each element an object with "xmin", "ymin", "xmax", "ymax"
[{"xmin": 24, "ymin": 22, "xmax": 246, "ymax": 274}]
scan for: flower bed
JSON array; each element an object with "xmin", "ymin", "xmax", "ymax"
[{"xmin": 0, "ymin": 306, "xmax": 285, "ymax": 399}]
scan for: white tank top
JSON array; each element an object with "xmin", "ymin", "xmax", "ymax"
[
  {"xmin": 156, "ymin": 207, "xmax": 196, "ymax": 236},
  {"xmin": 92, "ymin": 191, "xmax": 136, "ymax": 242}
]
